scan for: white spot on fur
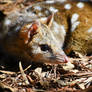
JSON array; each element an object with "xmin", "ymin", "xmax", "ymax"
[
  {"xmin": 57, "ymin": 0, "xmax": 66, "ymax": 3},
  {"xmin": 49, "ymin": 7, "xmax": 58, "ymax": 13},
  {"xmin": 88, "ymin": 27, "xmax": 92, "ymax": 33},
  {"xmin": 46, "ymin": 0, "xmax": 66, "ymax": 3},
  {"xmin": 45, "ymin": 0, "xmax": 55, "ymax": 4},
  {"xmin": 54, "ymin": 0, "xmax": 66, "ymax": 3},
  {"xmin": 71, "ymin": 13, "xmax": 79, "ymax": 24},
  {"xmin": 77, "ymin": 2, "xmax": 84, "ymax": 8},
  {"xmin": 64, "ymin": 4, "xmax": 72, "ymax": 10},
  {"xmin": 4, "ymin": 19, "xmax": 11, "ymax": 25},
  {"xmin": 71, "ymin": 13, "xmax": 80, "ymax": 32},
  {"xmin": 71, "ymin": 22, "xmax": 80, "ymax": 32},
  {"xmin": 34, "ymin": 6, "xmax": 42, "ymax": 11}
]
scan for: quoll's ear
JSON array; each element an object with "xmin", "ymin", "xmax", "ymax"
[
  {"xmin": 19, "ymin": 22, "xmax": 38, "ymax": 44},
  {"xmin": 40, "ymin": 13, "xmax": 54, "ymax": 28}
]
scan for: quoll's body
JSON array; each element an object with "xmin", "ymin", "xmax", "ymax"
[{"xmin": 0, "ymin": 0, "xmax": 92, "ymax": 64}]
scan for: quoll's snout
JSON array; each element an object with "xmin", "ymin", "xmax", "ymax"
[
  {"xmin": 55, "ymin": 53, "xmax": 69, "ymax": 63},
  {"xmin": 38, "ymin": 43, "xmax": 69, "ymax": 64}
]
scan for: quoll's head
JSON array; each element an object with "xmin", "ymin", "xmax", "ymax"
[
  {"xmin": 19, "ymin": 14, "xmax": 68, "ymax": 64},
  {"xmin": 1, "ymin": 3, "xmax": 69, "ymax": 64}
]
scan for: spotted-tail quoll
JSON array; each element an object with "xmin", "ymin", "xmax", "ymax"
[{"xmin": 0, "ymin": 0, "xmax": 92, "ymax": 64}]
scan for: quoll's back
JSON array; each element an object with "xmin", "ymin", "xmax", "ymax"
[{"xmin": 0, "ymin": 0, "xmax": 92, "ymax": 64}]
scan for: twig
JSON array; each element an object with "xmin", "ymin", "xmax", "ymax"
[
  {"xmin": 0, "ymin": 70, "xmax": 15, "ymax": 75},
  {"xmin": 62, "ymin": 72, "xmax": 92, "ymax": 78},
  {"xmin": 18, "ymin": 65, "xmax": 31, "ymax": 74},
  {"xmin": 19, "ymin": 61, "xmax": 30, "ymax": 85},
  {"xmin": 0, "ymin": 82, "xmax": 17, "ymax": 92},
  {"xmin": 0, "ymin": 0, "xmax": 14, "ymax": 4}
]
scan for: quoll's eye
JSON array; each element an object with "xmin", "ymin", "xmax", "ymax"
[{"xmin": 40, "ymin": 44, "xmax": 51, "ymax": 51}]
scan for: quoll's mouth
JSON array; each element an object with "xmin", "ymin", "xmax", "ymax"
[
  {"xmin": 48, "ymin": 54, "xmax": 69, "ymax": 64},
  {"xmin": 55, "ymin": 54, "xmax": 69, "ymax": 63}
]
